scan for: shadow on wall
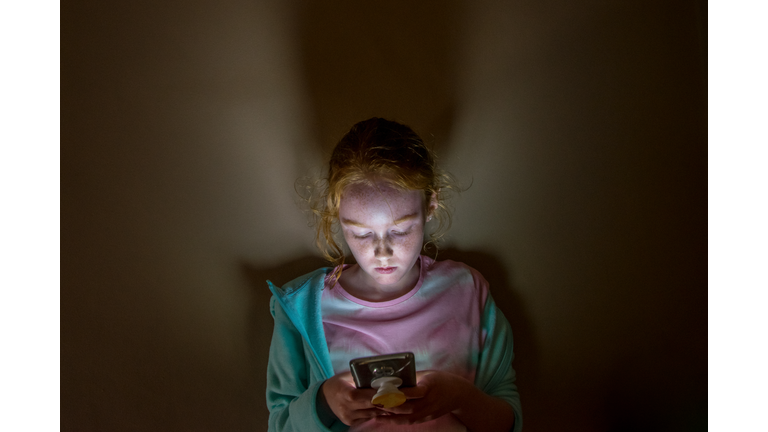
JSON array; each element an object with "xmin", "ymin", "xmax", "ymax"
[
  {"xmin": 240, "ymin": 248, "xmax": 539, "ymax": 429},
  {"xmin": 295, "ymin": 0, "xmax": 464, "ymax": 154}
]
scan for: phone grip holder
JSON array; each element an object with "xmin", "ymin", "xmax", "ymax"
[{"xmin": 370, "ymin": 376, "xmax": 406, "ymax": 408}]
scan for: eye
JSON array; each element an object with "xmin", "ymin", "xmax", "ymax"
[
  {"xmin": 353, "ymin": 233, "xmax": 371, "ymax": 239},
  {"xmin": 392, "ymin": 230, "xmax": 408, "ymax": 236}
]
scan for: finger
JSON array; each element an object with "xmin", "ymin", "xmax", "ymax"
[
  {"xmin": 377, "ymin": 402, "xmax": 448, "ymax": 426},
  {"xmin": 339, "ymin": 388, "xmax": 379, "ymax": 411},
  {"xmin": 350, "ymin": 388, "xmax": 378, "ymax": 404},
  {"xmin": 352, "ymin": 407, "xmax": 383, "ymax": 420},
  {"xmin": 340, "ymin": 407, "xmax": 383, "ymax": 427},
  {"xmin": 378, "ymin": 396, "xmax": 431, "ymax": 415},
  {"xmin": 414, "ymin": 370, "xmax": 437, "ymax": 383},
  {"xmin": 400, "ymin": 384, "xmax": 428, "ymax": 399},
  {"xmin": 350, "ymin": 388, "xmax": 378, "ymax": 400}
]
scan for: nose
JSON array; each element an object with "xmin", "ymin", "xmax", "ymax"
[{"xmin": 373, "ymin": 235, "xmax": 393, "ymax": 259}]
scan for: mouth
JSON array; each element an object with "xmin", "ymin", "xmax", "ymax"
[{"xmin": 374, "ymin": 266, "xmax": 397, "ymax": 274}]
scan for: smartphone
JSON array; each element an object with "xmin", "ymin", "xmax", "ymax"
[{"xmin": 349, "ymin": 352, "xmax": 417, "ymax": 389}]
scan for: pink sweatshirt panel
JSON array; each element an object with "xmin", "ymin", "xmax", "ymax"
[{"xmin": 321, "ymin": 256, "xmax": 489, "ymax": 431}]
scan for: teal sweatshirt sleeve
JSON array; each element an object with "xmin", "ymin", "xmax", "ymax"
[
  {"xmin": 266, "ymin": 296, "xmax": 347, "ymax": 432},
  {"xmin": 476, "ymin": 293, "xmax": 523, "ymax": 432}
]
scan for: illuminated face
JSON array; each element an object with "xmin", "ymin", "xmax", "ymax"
[{"xmin": 339, "ymin": 180, "xmax": 434, "ymax": 298}]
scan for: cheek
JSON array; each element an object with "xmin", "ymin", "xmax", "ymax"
[
  {"xmin": 344, "ymin": 235, "xmax": 371, "ymax": 255},
  {"xmin": 394, "ymin": 233, "xmax": 423, "ymax": 254}
]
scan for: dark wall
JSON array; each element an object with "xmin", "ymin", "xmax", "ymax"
[{"xmin": 62, "ymin": 0, "xmax": 707, "ymax": 430}]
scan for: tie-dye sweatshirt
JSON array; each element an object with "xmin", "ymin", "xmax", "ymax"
[
  {"xmin": 322, "ymin": 257, "xmax": 485, "ymax": 431},
  {"xmin": 266, "ymin": 257, "xmax": 522, "ymax": 432}
]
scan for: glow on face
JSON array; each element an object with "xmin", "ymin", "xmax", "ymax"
[{"xmin": 338, "ymin": 180, "xmax": 427, "ymax": 292}]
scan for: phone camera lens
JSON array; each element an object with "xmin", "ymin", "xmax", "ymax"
[{"xmin": 372, "ymin": 365, "xmax": 395, "ymax": 378}]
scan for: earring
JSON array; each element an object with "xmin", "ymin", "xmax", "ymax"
[{"xmin": 427, "ymin": 215, "xmax": 433, "ymax": 222}]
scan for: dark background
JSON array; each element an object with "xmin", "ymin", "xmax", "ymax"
[{"xmin": 62, "ymin": 0, "xmax": 707, "ymax": 430}]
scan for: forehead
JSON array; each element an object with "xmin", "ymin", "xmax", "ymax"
[{"xmin": 339, "ymin": 181, "xmax": 424, "ymax": 219}]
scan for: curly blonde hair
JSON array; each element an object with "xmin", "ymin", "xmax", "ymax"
[{"xmin": 301, "ymin": 118, "xmax": 457, "ymax": 283}]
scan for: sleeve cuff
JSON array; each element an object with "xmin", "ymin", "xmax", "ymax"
[{"xmin": 314, "ymin": 380, "xmax": 341, "ymax": 428}]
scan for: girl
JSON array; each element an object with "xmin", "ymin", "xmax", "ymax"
[{"xmin": 266, "ymin": 118, "xmax": 522, "ymax": 431}]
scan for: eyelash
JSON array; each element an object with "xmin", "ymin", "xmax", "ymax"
[{"xmin": 353, "ymin": 231, "xmax": 408, "ymax": 240}]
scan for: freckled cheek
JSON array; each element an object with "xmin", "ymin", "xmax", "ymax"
[
  {"xmin": 393, "ymin": 234, "xmax": 421, "ymax": 254},
  {"xmin": 346, "ymin": 238, "xmax": 372, "ymax": 255}
]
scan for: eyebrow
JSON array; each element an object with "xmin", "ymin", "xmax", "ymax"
[
  {"xmin": 341, "ymin": 213, "xmax": 419, "ymax": 227},
  {"xmin": 393, "ymin": 213, "xmax": 419, "ymax": 225}
]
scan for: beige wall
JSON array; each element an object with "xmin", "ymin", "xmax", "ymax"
[{"xmin": 63, "ymin": 0, "xmax": 706, "ymax": 430}]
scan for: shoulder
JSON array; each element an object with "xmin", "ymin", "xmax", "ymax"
[
  {"xmin": 268, "ymin": 267, "xmax": 334, "ymax": 299},
  {"xmin": 422, "ymin": 256, "xmax": 490, "ymax": 298},
  {"xmin": 424, "ymin": 255, "xmax": 487, "ymax": 283}
]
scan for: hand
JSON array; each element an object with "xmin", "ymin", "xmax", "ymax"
[
  {"xmin": 374, "ymin": 370, "xmax": 474, "ymax": 426},
  {"xmin": 321, "ymin": 372, "xmax": 382, "ymax": 426}
]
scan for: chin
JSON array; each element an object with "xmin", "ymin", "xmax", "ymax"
[
  {"xmin": 366, "ymin": 270, "xmax": 405, "ymax": 286},
  {"xmin": 370, "ymin": 272, "xmax": 401, "ymax": 284}
]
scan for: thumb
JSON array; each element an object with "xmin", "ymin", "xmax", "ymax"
[{"xmin": 400, "ymin": 383, "xmax": 428, "ymax": 399}]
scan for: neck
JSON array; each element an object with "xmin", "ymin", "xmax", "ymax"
[{"xmin": 340, "ymin": 259, "xmax": 421, "ymax": 302}]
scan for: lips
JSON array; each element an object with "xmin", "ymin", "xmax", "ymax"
[{"xmin": 374, "ymin": 267, "xmax": 397, "ymax": 274}]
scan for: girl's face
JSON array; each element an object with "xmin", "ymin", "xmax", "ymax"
[{"xmin": 339, "ymin": 180, "xmax": 434, "ymax": 296}]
